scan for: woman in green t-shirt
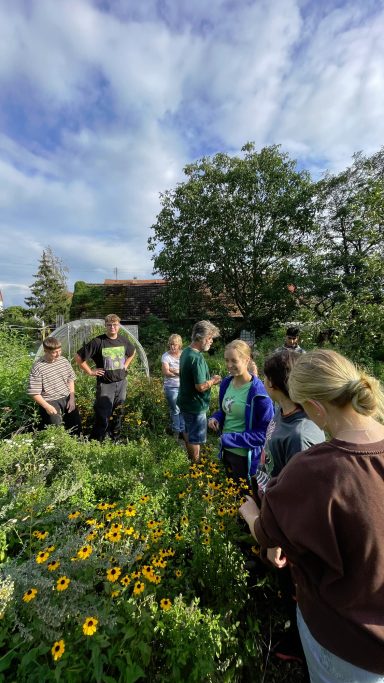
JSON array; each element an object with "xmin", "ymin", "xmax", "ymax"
[{"xmin": 208, "ymin": 340, "xmax": 273, "ymax": 485}]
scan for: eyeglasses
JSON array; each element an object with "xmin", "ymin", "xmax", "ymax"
[{"xmin": 106, "ymin": 323, "xmax": 119, "ymax": 327}]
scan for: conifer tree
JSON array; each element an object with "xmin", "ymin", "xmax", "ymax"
[{"xmin": 25, "ymin": 247, "xmax": 70, "ymax": 325}]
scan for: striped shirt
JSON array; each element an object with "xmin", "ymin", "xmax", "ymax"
[{"xmin": 28, "ymin": 357, "xmax": 76, "ymax": 401}]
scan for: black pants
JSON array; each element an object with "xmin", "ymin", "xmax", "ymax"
[
  {"xmin": 39, "ymin": 396, "xmax": 82, "ymax": 436},
  {"xmin": 91, "ymin": 379, "xmax": 127, "ymax": 442},
  {"xmin": 222, "ymin": 448, "xmax": 249, "ymax": 493}
]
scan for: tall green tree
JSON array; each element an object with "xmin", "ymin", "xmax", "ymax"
[
  {"xmin": 148, "ymin": 144, "xmax": 315, "ymax": 334},
  {"xmin": 298, "ymin": 148, "xmax": 384, "ymax": 360},
  {"xmin": 25, "ymin": 247, "xmax": 70, "ymax": 326}
]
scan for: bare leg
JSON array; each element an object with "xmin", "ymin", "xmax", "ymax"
[{"xmin": 185, "ymin": 441, "xmax": 200, "ymax": 463}]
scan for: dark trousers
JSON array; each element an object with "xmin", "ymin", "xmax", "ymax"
[
  {"xmin": 222, "ymin": 448, "xmax": 249, "ymax": 493},
  {"xmin": 39, "ymin": 396, "xmax": 82, "ymax": 436},
  {"xmin": 91, "ymin": 379, "xmax": 127, "ymax": 442}
]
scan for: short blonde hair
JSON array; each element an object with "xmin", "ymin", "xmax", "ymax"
[
  {"xmin": 168, "ymin": 334, "xmax": 182, "ymax": 349},
  {"xmin": 224, "ymin": 340, "xmax": 251, "ymax": 360},
  {"xmin": 288, "ymin": 350, "xmax": 384, "ymax": 420}
]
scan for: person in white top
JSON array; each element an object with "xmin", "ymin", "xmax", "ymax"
[{"xmin": 161, "ymin": 334, "xmax": 186, "ymax": 439}]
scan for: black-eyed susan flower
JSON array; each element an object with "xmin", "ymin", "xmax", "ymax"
[
  {"xmin": 160, "ymin": 598, "xmax": 172, "ymax": 611},
  {"xmin": 105, "ymin": 530, "xmax": 121, "ymax": 543},
  {"xmin": 83, "ymin": 617, "xmax": 98, "ymax": 636},
  {"xmin": 125, "ymin": 505, "xmax": 136, "ymax": 517},
  {"xmin": 175, "ymin": 569, "xmax": 182, "ymax": 578},
  {"xmin": 33, "ymin": 530, "xmax": 49, "ymax": 540},
  {"xmin": 68, "ymin": 511, "xmax": 80, "ymax": 520},
  {"xmin": 47, "ymin": 560, "xmax": 60, "ymax": 571},
  {"xmin": 218, "ymin": 522, "xmax": 225, "ymax": 531},
  {"xmin": 51, "ymin": 639, "xmax": 65, "ymax": 661},
  {"xmin": 22, "ymin": 588, "xmax": 37, "ymax": 602},
  {"xmin": 111, "ymin": 590, "xmax": 120, "ymax": 598},
  {"xmin": 77, "ymin": 545, "xmax": 93, "ymax": 560},
  {"xmin": 180, "ymin": 516, "xmax": 188, "ymax": 526},
  {"xmin": 56, "ymin": 576, "xmax": 71, "ymax": 591},
  {"xmin": 85, "ymin": 518, "xmax": 97, "ymax": 526},
  {"xmin": 45, "ymin": 545, "xmax": 55, "ymax": 553},
  {"xmin": 120, "ymin": 575, "xmax": 131, "ymax": 587},
  {"xmin": 217, "ymin": 507, "xmax": 226, "ymax": 517},
  {"xmin": 36, "ymin": 551, "xmax": 50, "ymax": 564},
  {"xmin": 202, "ymin": 535, "xmax": 210, "ymax": 545},
  {"xmin": 124, "ymin": 526, "xmax": 134, "ymax": 536},
  {"xmin": 146, "ymin": 520, "xmax": 158, "ymax": 529},
  {"xmin": 133, "ymin": 581, "xmax": 145, "ymax": 595},
  {"xmin": 200, "ymin": 523, "xmax": 212, "ymax": 534},
  {"xmin": 139, "ymin": 494, "xmax": 150, "ymax": 504},
  {"xmin": 131, "ymin": 570, "xmax": 141, "ymax": 580},
  {"xmin": 86, "ymin": 530, "xmax": 97, "ymax": 542},
  {"xmin": 175, "ymin": 533, "xmax": 183, "ymax": 542},
  {"xmin": 97, "ymin": 502, "xmax": 109, "ymax": 511},
  {"xmin": 106, "ymin": 567, "xmax": 121, "ymax": 583}
]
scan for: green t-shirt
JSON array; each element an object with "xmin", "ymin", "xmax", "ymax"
[
  {"xmin": 222, "ymin": 380, "xmax": 252, "ymax": 457},
  {"xmin": 177, "ymin": 346, "xmax": 211, "ymax": 414}
]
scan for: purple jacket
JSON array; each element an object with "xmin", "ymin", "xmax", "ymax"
[{"xmin": 210, "ymin": 374, "xmax": 274, "ymax": 476}]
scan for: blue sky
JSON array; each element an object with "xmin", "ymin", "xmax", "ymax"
[{"xmin": 1, "ymin": 0, "xmax": 383, "ymax": 308}]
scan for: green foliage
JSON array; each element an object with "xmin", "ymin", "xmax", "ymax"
[
  {"xmin": 0, "ymin": 326, "xmax": 38, "ymax": 437},
  {"xmin": 149, "ymin": 143, "xmax": 315, "ymax": 334},
  {"xmin": 25, "ymin": 247, "xmax": 70, "ymax": 326},
  {"xmin": 69, "ymin": 281, "xmax": 107, "ymax": 320}
]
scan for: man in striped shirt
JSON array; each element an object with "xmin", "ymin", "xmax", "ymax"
[{"xmin": 28, "ymin": 337, "xmax": 82, "ymax": 435}]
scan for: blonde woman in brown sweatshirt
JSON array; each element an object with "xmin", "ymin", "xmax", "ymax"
[{"xmin": 240, "ymin": 349, "xmax": 384, "ymax": 682}]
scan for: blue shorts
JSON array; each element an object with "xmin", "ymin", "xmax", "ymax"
[{"xmin": 182, "ymin": 411, "xmax": 207, "ymax": 445}]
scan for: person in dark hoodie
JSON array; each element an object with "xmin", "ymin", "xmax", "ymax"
[{"xmin": 208, "ymin": 340, "xmax": 274, "ymax": 486}]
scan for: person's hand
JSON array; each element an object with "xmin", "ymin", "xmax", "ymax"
[
  {"xmin": 45, "ymin": 404, "xmax": 58, "ymax": 416},
  {"xmin": 239, "ymin": 495, "xmax": 259, "ymax": 526},
  {"xmin": 66, "ymin": 394, "xmax": 76, "ymax": 413},
  {"xmin": 267, "ymin": 546, "xmax": 287, "ymax": 568},
  {"xmin": 208, "ymin": 418, "xmax": 220, "ymax": 432},
  {"xmin": 211, "ymin": 374, "xmax": 221, "ymax": 385},
  {"xmin": 91, "ymin": 369, "xmax": 105, "ymax": 377}
]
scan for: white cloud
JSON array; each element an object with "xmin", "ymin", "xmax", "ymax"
[{"xmin": 0, "ymin": 0, "xmax": 383, "ymax": 307}]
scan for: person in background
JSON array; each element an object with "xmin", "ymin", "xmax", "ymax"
[
  {"xmin": 161, "ymin": 334, "xmax": 186, "ymax": 440},
  {"xmin": 240, "ymin": 349, "xmax": 384, "ymax": 683},
  {"xmin": 208, "ymin": 340, "xmax": 273, "ymax": 486},
  {"xmin": 28, "ymin": 336, "xmax": 82, "ymax": 435},
  {"xmin": 75, "ymin": 314, "xmax": 136, "ymax": 442},
  {"xmin": 177, "ymin": 320, "xmax": 221, "ymax": 463},
  {"xmin": 276, "ymin": 326, "xmax": 305, "ymax": 354}
]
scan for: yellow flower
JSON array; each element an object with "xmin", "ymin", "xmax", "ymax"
[
  {"xmin": 133, "ymin": 581, "xmax": 145, "ymax": 595},
  {"xmin": 217, "ymin": 507, "xmax": 226, "ymax": 517},
  {"xmin": 178, "ymin": 492, "xmax": 186, "ymax": 499},
  {"xmin": 175, "ymin": 569, "xmax": 182, "ymax": 578},
  {"xmin": 120, "ymin": 575, "xmax": 131, "ymax": 587},
  {"xmin": 124, "ymin": 526, "xmax": 134, "ymax": 536},
  {"xmin": 139, "ymin": 495, "xmax": 150, "ymax": 504},
  {"xmin": 218, "ymin": 522, "xmax": 225, "ymax": 531},
  {"xmin": 105, "ymin": 530, "xmax": 122, "ymax": 543},
  {"xmin": 97, "ymin": 502, "xmax": 109, "ymax": 510},
  {"xmin": 131, "ymin": 570, "xmax": 141, "ymax": 580},
  {"xmin": 110, "ymin": 522, "xmax": 122, "ymax": 532},
  {"xmin": 36, "ymin": 551, "xmax": 50, "ymax": 564},
  {"xmin": 33, "ymin": 530, "xmax": 49, "ymax": 540},
  {"xmin": 45, "ymin": 545, "xmax": 55, "ymax": 552},
  {"xmin": 68, "ymin": 511, "xmax": 80, "ymax": 520},
  {"xmin": 160, "ymin": 598, "xmax": 172, "ymax": 611},
  {"xmin": 47, "ymin": 560, "xmax": 60, "ymax": 571},
  {"xmin": 83, "ymin": 617, "xmax": 98, "ymax": 636},
  {"xmin": 111, "ymin": 590, "xmax": 120, "ymax": 598},
  {"xmin": 56, "ymin": 576, "xmax": 71, "ymax": 592},
  {"xmin": 85, "ymin": 518, "xmax": 97, "ymax": 526},
  {"xmin": 180, "ymin": 516, "xmax": 188, "ymax": 526},
  {"xmin": 175, "ymin": 533, "xmax": 183, "ymax": 542},
  {"xmin": 22, "ymin": 588, "xmax": 37, "ymax": 602},
  {"xmin": 147, "ymin": 520, "xmax": 158, "ymax": 529},
  {"xmin": 77, "ymin": 545, "xmax": 93, "ymax": 560},
  {"xmin": 86, "ymin": 531, "xmax": 97, "ymax": 542},
  {"xmin": 200, "ymin": 523, "xmax": 212, "ymax": 534},
  {"xmin": 106, "ymin": 567, "xmax": 121, "ymax": 583},
  {"xmin": 202, "ymin": 535, "xmax": 210, "ymax": 545},
  {"xmin": 51, "ymin": 639, "xmax": 65, "ymax": 661},
  {"xmin": 125, "ymin": 506, "xmax": 136, "ymax": 517}
]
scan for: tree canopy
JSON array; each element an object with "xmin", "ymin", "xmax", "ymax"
[{"xmin": 149, "ymin": 143, "xmax": 314, "ymax": 334}]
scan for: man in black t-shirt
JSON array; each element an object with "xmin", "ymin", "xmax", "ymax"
[{"xmin": 76, "ymin": 314, "xmax": 136, "ymax": 441}]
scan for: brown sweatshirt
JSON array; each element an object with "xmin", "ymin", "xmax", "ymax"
[{"xmin": 255, "ymin": 438, "xmax": 384, "ymax": 674}]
